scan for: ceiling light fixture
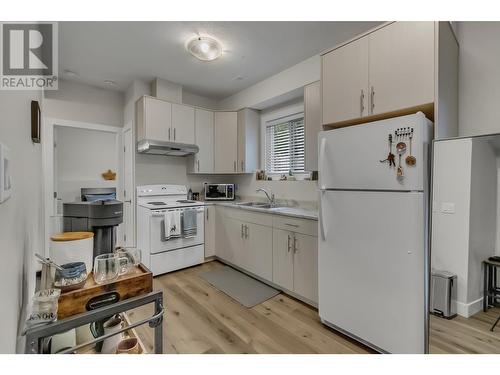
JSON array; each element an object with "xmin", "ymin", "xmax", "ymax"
[
  {"xmin": 104, "ymin": 80, "xmax": 117, "ymax": 87},
  {"xmin": 186, "ymin": 36, "xmax": 222, "ymax": 62}
]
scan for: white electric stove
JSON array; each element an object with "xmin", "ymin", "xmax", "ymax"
[{"xmin": 136, "ymin": 184, "xmax": 205, "ymax": 276}]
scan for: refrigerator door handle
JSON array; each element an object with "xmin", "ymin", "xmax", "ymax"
[
  {"xmin": 319, "ymin": 137, "xmax": 326, "ymax": 190},
  {"xmin": 319, "ymin": 191, "xmax": 327, "ymax": 240}
]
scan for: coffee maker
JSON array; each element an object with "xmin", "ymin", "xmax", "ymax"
[{"xmin": 63, "ymin": 188, "xmax": 123, "ymax": 259}]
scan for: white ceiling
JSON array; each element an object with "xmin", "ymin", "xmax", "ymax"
[{"xmin": 59, "ymin": 21, "xmax": 381, "ymax": 100}]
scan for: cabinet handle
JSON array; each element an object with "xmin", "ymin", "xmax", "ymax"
[
  {"xmin": 241, "ymin": 224, "xmax": 244, "ymax": 238},
  {"xmin": 234, "ymin": 161, "xmax": 236, "ymax": 172},
  {"xmin": 245, "ymin": 225, "xmax": 249, "ymax": 239},
  {"xmin": 197, "ymin": 159, "xmax": 200, "ymax": 172},
  {"xmin": 293, "ymin": 236, "xmax": 298, "ymax": 253},
  {"xmin": 206, "ymin": 208, "xmax": 208, "ymax": 221},
  {"xmin": 360, "ymin": 89, "xmax": 365, "ymax": 116},
  {"xmin": 287, "ymin": 235, "xmax": 291, "ymax": 253},
  {"xmin": 284, "ymin": 223, "xmax": 299, "ymax": 228},
  {"xmin": 174, "ymin": 128, "xmax": 176, "ymax": 141},
  {"xmin": 370, "ymin": 86, "xmax": 375, "ymax": 114},
  {"xmin": 168, "ymin": 128, "xmax": 171, "ymax": 140},
  {"xmin": 241, "ymin": 161, "xmax": 244, "ymax": 172}
]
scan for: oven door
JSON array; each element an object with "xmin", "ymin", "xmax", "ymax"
[{"xmin": 149, "ymin": 207, "xmax": 205, "ymax": 254}]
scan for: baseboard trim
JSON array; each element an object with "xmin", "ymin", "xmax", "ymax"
[{"xmin": 457, "ymin": 297, "xmax": 483, "ymax": 318}]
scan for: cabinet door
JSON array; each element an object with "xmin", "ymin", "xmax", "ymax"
[
  {"xmin": 245, "ymin": 222, "xmax": 273, "ymax": 281},
  {"xmin": 171, "ymin": 103, "xmax": 195, "ymax": 144},
  {"xmin": 214, "ymin": 112, "xmax": 238, "ymax": 173},
  {"xmin": 293, "ymin": 233, "xmax": 318, "ymax": 303},
  {"xmin": 204, "ymin": 206, "xmax": 216, "ymax": 257},
  {"xmin": 144, "ymin": 97, "xmax": 172, "ymax": 141},
  {"xmin": 369, "ymin": 22, "xmax": 435, "ymax": 115},
  {"xmin": 272, "ymin": 229, "xmax": 294, "ymax": 291},
  {"xmin": 194, "ymin": 109, "xmax": 214, "ymax": 173},
  {"xmin": 219, "ymin": 215, "xmax": 244, "ymax": 266},
  {"xmin": 304, "ymin": 81, "xmax": 321, "ymax": 171},
  {"xmin": 322, "ymin": 37, "xmax": 369, "ymax": 125},
  {"xmin": 237, "ymin": 108, "xmax": 260, "ymax": 173}
]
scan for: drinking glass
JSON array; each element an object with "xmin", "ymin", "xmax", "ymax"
[
  {"xmin": 114, "ymin": 247, "xmax": 142, "ymax": 266},
  {"xmin": 93, "ymin": 254, "xmax": 130, "ymax": 284}
]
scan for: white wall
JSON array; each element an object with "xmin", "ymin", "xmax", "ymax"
[
  {"xmin": 55, "ymin": 126, "xmax": 119, "ymax": 203},
  {"xmin": 457, "ymin": 22, "xmax": 500, "ymax": 136},
  {"xmin": 44, "ymin": 79, "xmax": 124, "ymax": 127},
  {"xmin": 432, "ymin": 138, "xmax": 472, "ymax": 313},
  {"xmin": 468, "ymin": 138, "xmax": 497, "ymax": 304},
  {"xmin": 182, "ymin": 90, "xmax": 219, "ymax": 109},
  {"xmin": 217, "ymin": 55, "xmax": 320, "ymax": 111},
  {"xmin": 432, "ymin": 137, "xmax": 498, "ymax": 317},
  {"xmin": 0, "ymin": 91, "xmax": 44, "ymax": 353}
]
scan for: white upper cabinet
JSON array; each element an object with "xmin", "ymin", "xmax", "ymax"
[
  {"xmin": 304, "ymin": 81, "xmax": 322, "ymax": 171},
  {"xmin": 190, "ymin": 108, "xmax": 214, "ymax": 174},
  {"xmin": 214, "ymin": 112, "xmax": 238, "ymax": 173},
  {"xmin": 322, "ymin": 37, "xmax": 369, "ymax": 125},
  {"xmin": 322, "ymin": 22, "xmax": 440, "ymax": 128},
  {"xmin": 237, "ymin": 108, "xmax": 260, "ymax": 173},
  {"xmin": 368, "ymin": 22, "xmax": 435, "ymax": 116},
  {"xmin": 137, "ymin": 96, "xmax": 172, "ymax": 142},
  {"xmin": 171, "ymin": 103, "xmax": 195, "ymax": 144}
]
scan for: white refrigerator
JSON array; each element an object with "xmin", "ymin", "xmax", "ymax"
[{"xmin": 318, "ymin": 112, "xmax": 432, "ymax": 353}]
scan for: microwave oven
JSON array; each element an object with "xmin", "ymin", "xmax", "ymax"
[{"xmin": 204, "ymin": 183, "xmax": 235, "ymax": 201}]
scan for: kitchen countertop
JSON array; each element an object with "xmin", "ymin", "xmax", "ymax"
[{"xmin": 203, "ymin": 201, "xmax": 318, "ymax": 221}]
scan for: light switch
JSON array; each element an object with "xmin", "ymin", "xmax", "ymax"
[{"xmin": 441, "ymin": 202, "xmax": 455, "ymax": 214}]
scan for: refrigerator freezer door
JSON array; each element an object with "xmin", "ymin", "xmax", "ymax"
[
  {"xmin": 318, "ymin": 190, "xmax": 425, "ymax": 353},
  {"xmin": 318, "ymin": 113, "xmax": 432, "ymax": 192}
]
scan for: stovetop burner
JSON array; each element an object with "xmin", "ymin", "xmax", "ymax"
[{"xmin": 147, "ymin": 201, "xmax": 167, "ymax": 206}]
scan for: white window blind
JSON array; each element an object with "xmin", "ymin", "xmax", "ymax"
[{"xmin": 265, "ymin": 113, "xmax": 305, "ymax": 173}]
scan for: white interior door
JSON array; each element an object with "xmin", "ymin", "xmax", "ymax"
[
  {"xmin": 318, "ymin": 190, "xmax": 426, "ymax": 353},
  {"xmin": 123, "ymin": 127, "xmax": 135, "ymax": 246}
]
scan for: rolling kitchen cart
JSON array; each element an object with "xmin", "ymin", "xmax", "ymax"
[{"xmin": 24, "ymin": 290, "xmax": 164, "ymax": 354}]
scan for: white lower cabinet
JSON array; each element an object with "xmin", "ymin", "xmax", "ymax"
[
  {"xmin": 272, "ymin": 229, "xmax": 294, "ymax": 291},
  {"xmin": 204, "ymin": 206, "xmax": 216, "ymax": 258},
  {"xmin": 273, "ymin": 229, "xmax": 318, "ymax": 304},
  {"xmin": 216, "ymin": 206, "xmax": 318, "ymax": 305},
  {"xmin": 292, "ymin": 233, "xmax": 318, "ymax": 303},
  {"xmin": 245, "ymin": 222, "xmax": 273, "ymax": 281}
]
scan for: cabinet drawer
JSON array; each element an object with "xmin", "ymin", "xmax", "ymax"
[
  {"xmin": 221, "ymin": 206, "xmax": 274, "ymax": 227},
  {"xmin": 273, "ymin": 216, "xmax": 317, "ymax": 236}
]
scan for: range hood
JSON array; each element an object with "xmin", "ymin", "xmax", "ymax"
[{"xmin": 137, "ymin": 139, "xmax": 199, "ymax": 156}]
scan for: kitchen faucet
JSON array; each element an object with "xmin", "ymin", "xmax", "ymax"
[{"xmin": 256, "ymin": 188, "xmax": 276, "ymax": 207}]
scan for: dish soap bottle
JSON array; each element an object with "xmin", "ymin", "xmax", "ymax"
[{"xmin": 187, "ymin": 187, "xmax": 193, "ymax": 200}]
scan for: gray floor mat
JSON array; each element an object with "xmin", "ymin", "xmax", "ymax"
[{"xmin": 199, "ymin": 266, "xmax": 280, "ymax": 308}]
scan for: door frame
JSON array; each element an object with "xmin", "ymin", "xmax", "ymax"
[
  {"xmin": 122, "ymin": 123, "xmax": 136, "ymax": 247},
  {"xmin": 41, "ymin": 117, "xmax": 123, "ymax": 256}
]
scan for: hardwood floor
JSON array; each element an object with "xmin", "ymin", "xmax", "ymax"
[
  {"xmin": 129, "ymin": 260, "xmax": 372, "ymax": 354},
  {"xmin": 429, "ymin": 307, "xmax": 500, "ymax": 354},
  {"xmin": 130, "ymin": 260, "xmax": 500, "ymax": 354}
]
